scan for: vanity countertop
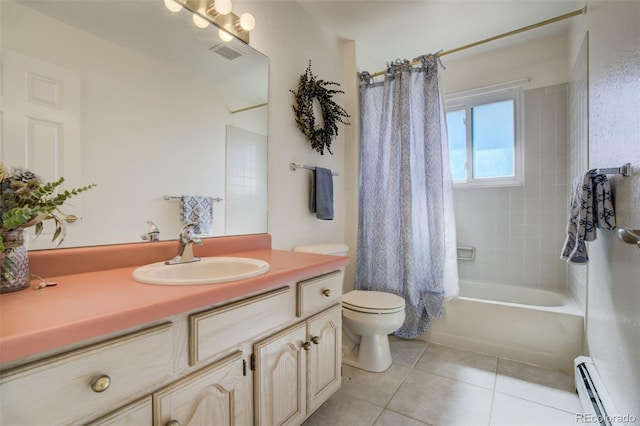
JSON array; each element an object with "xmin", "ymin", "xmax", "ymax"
[{"xmin": 0, "ymin": 235, "xmax": 349, "ymax": 364}]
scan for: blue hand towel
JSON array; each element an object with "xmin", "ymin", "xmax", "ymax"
[
  {"xmin": 561, "ymin": 171, "xmax": 615, "ymax": 264},
  {"xmin": 180, "ymin": 195, "xmax": 214, "ymax": 235},
  {"xmin": 310, "ymin": 167, "xmax": 334, "ymax": 220}
]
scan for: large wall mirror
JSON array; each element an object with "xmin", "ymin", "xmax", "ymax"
[{"xmin": 1, "ymin": 0, "xmax": 269, "ymax": 250}]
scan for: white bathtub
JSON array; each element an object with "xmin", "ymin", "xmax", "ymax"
[{"xmin": 422, "ymin": 281, "xmax": 584, "ymax": 372}]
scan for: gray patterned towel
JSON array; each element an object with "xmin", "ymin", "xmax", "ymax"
[
  {"xmin": 180, "ymin": 195, "xmax": 214, "ymax": 235},
  {"xmin": 561, "ymin": 171, "xmax": 616, "ymax": 264}
]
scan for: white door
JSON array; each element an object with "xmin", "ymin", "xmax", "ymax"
[{"xmin": 1, "ymin": 49, "xmax": 83, "ymax": 249}]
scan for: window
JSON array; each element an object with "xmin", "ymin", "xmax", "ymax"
[{"xmin": 446, "ymin": 82, "xmax": 524, "ymax": 187}]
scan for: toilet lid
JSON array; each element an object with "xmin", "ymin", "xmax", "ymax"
[{"xmin": 342, "ymin": 290, "xmax": 405, "ymax": 312}]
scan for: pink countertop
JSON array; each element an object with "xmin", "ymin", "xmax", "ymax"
[{"xmin": 0, "ymin": 235, "xmax": 349, "ymax": 364}]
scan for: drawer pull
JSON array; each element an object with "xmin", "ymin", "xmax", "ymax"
[
  {"xmin": 311, "ymin": 336, "xmax": 321, "ymax": 345},
  {"xmin": 166, "ymin": 420, "xmax": 181, "ymax": 426},
  {"xmin": 90, "ymin": 375, "xmax": 111, "ymax": 393},
  {"xmin": 302, "ymin": 341, "xmax": 312, "ymax": 351},
  {"xmin": 322, "ymin": 289, "xmax": 331, "ymax": 297}
]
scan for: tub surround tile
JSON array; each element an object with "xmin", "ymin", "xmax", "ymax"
[
  {"xmin": 490, "ymin": 392, "xmax": 578, "ymax": 426},
  {"xmin": 388, "ymin": 335, "xmax": 428, "ymax": 368},
  {"xmin": 453, "ymin": 84, "xmax": 569, "ymax": 290},
  {"xmin": 374, "ymin": 409, "xmax": 430, "ymax": 426},
  {"xmin": 341, "ymin": 363, "xmax": 412, "ymax": 407},
  {"xmin": 388, "ymin": 369, "xmax": 493, "ymax": 426},
  {"xmin": 414, "ymin": 343, "xmax": 498, "ymax": 390},
  {"xmin": 302, "ymin": 390, "xmax": 384, "ymax": 426},
  {"xmin": 495, "ymin": 359, "xmax": 582, "ymax": 413}
]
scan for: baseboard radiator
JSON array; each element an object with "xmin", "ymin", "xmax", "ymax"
[{"xmin": 574, "ymin": 356, "xmax": 618, "ymax": 425}]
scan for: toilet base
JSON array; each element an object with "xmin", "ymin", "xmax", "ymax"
[{"xmin": 342, "ymin": 334, "xmax": 392, "ymax": 373}]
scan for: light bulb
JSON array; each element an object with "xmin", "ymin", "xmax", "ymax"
[
  {"xmin": 215, "ymin": 0, "xmax": 232, "ymax": 15},
  {"xmin": 163, "ymin": 0, "xmax": 183, "ymax": 13},
  {"xmin": 193, "ymin": 8, "xmax": 210, "ymax": 28},
  {"xmin": 238, "ymin": 13, "xmax": 255, "ymax": 31},
  {"xmin": 218, "ymin": 28, "xmax": 234, "ymax": 42}
]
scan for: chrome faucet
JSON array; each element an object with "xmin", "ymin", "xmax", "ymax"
[
  {"xmin": 141, "ymin": 220, "xmax": 160, "ymax": 242},
  {"xmin": 165, "ymin": 222, "xmax": 203, "ymax": 265}
]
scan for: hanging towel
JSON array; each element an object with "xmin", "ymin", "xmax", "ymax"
[
  {"xmin": 561, "ymin": 171, "xmax": 615, "ymax": 264},
  {"xmin": 310, "ymin": 167, "xmax": 334, "ymax": 220},
  {"xmin": 180, "ymin": 195, "xmax": 214, "ymax": 235}
]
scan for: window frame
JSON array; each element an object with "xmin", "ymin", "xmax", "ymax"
[{"xmin": 446, "ymin": 81, "xmax": 525, "ymax": 188}]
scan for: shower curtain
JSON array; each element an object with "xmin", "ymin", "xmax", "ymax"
[{"xmin": 355, "ymin": 57, "xmax": 458, "ymax": 339}]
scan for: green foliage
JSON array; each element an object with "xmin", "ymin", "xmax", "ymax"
[
  {"xmin": 0, "ymin": 163, "xmax": 95, "ymax": 251},
  {"xmin": 290, "ymin": 61, "xmax": 350, "ymax": 155}
]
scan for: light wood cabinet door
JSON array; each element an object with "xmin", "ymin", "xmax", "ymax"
[
  {"xmin": 153, "ymin": 352, "xmax": 249, "ymax": 426},
  {"xmin": 254, "ymin": 322, "xmax": 307, "ymax": 426},
  {"xmin": 306, "ymin": 305, "xmax": 342, "ymax": 413},
  {"xmin": 88, "ymin": 396, "xmax": 152, "ymax": 426}
]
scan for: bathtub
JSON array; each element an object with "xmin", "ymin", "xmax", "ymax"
[{"xmin": 422, "ymin": 281, "xmax": 584, "ymax": 372}]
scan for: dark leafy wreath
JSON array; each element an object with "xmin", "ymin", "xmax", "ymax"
[{"xmin": 290, "ymin": 61, "xmax": 350, "ymax": 155}]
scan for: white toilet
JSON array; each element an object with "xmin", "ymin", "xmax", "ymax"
[{"xmin": 292, "ymin": 243, "xmax": 406, "ymax": 373}]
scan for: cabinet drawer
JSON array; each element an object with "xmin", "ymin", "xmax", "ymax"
[
  {"xmin": 0, "ymin": 323, "xmax": 172, "ymax": 426},
  {"xmin": 297, "ymin": 270, "xmax": 343, "ymax": 317},
  {"xmin": 189, "ymin": 286, "xmax": 292, "ymax": 365}
]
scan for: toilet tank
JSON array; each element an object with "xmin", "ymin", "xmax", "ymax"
[{"xmin": 292, "ymin": 243, "xmax": 348, "ymax": 256}]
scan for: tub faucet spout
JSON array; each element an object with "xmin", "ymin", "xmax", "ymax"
[{"xmin": 165, "ymin": 222, "xmax": 202, "ymax": 265}]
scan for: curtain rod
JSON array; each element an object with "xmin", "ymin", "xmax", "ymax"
[{"xmin": 366, "ymin": 7, "xmax": 587, "ymax": 79}]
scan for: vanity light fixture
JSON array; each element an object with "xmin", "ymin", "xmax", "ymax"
[
  {"xmin": 163, "ymin": 0, "xmax": 183, "ymax": 13},
  {"xmin": 163, "ymin": 0, "xmax": 255, "ymax": 44},
  {"xmin": 192, "ymin": 8, "xmax": 210, "ymax": 28},
  {"xmin": 235, "ymin": 12, "xmax": 255, "ymax": 32},
  {"xmin": 218, "ymin": 28, "xmax": 234, "ymax": 42},
  {"xmin": 208, "ymin": 0, "xmax": 232, "ymax": 16}
]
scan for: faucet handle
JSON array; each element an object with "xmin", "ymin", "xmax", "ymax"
[{"xmin": 180, "ymin": 222, "xmax": 198, "ymax": 238}]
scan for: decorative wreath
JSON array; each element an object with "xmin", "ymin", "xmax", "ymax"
[{"xmin": 290, "ymin": 61, "xmax": 350, "ymax": 155}]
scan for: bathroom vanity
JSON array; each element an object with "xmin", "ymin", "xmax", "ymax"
[{"xmin": 0, "ymin": 235, "xmax": 348, "ymax": 425}]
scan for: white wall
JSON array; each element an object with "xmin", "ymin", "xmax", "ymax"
[
  {"xmin": 441, "ymin": 35, "xmax": 570, "ymax": 289},
  {"xmin": 442, "ymin": 32, "xmax": 570, "ymax": 93},
  {"xmin": 568, "ymin": 0, "xmax": 640, "ymax": 417},
  {"xmin": 236, "ymin": 1, "xmax": 348, "ymax": 251}
]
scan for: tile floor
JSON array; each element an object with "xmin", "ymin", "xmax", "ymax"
[{"xmin": 303, "ymin": 337, "xmax": 582, "ymax": 426}]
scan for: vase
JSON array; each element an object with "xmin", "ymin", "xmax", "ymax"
[{"xmin": 1, "ymin": 229, "xmax": 30, "ymax": 293}]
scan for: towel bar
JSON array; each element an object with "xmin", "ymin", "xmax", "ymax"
[
  {"xmin": 164, "ymin": 195, "xmax": 223, "ymax": 202},
  {"xmin": 594, "ymin": 162, "xmax": 632, "ymax": 177},
  {"xmin": 290, "ymin": 163, "xmax": 339, "ymax": 176}
]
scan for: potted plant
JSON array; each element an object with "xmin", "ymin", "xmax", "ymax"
[{"xmin": 0, "ymin": 163, "xmax": 95, "ymax": 292}]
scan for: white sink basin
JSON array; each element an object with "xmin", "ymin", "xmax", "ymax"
[{"xmin": 132, "ymin": 257, "xmax": 270, "ymax": 285}]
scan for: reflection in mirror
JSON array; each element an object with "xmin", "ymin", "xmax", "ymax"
[{"xmin": 0, "ymin": 0, "xmax": 269, "ymax": 250}]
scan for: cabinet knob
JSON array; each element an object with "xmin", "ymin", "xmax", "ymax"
[
  {"xmin": 322, "ymin": 289, "xmax": 331, "ymax": 297},
  {"xmin": 302, "ymin": 341, "xmax": 312, "ymax": 351},
  {"xmin": 311, "ymin": 336, "xmax": 321, "ymax": 345},
  {"xmin": 90, "ymin": 375, "xmax": 111, "ymax": 393},
  {"xmin": 166, "ymin": 421, "xmax": 181, "ymax": 426}
]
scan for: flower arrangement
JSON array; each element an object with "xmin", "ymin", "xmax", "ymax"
[{"xmin": 0, "ymin": 162, "xmax": 95, "ymax": 251}]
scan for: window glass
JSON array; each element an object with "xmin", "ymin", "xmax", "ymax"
[
  {"xmin": 471, "ymin": 100, "xmax": 515, "ymax": 178},
  {"xmin": 446, "ymin": 109, "xmax": 467, "ymax": 181},
  {"xmin": 445, "ymin": 84, "xmax": 523, "ymax": 188}
]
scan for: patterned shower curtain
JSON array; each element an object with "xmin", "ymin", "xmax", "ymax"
[{"xmin": 355, "ymin": 56, "xmax": 458, "ymax": 339}]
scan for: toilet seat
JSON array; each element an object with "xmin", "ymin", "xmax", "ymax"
[{"xmin": 342, "ymin": 290, "xmax": 405, "ymax": 314}]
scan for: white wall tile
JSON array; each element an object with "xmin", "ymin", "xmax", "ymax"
[{"xmin": 453, "ymin": 84, "xmax": 569, "ymax": 290}]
